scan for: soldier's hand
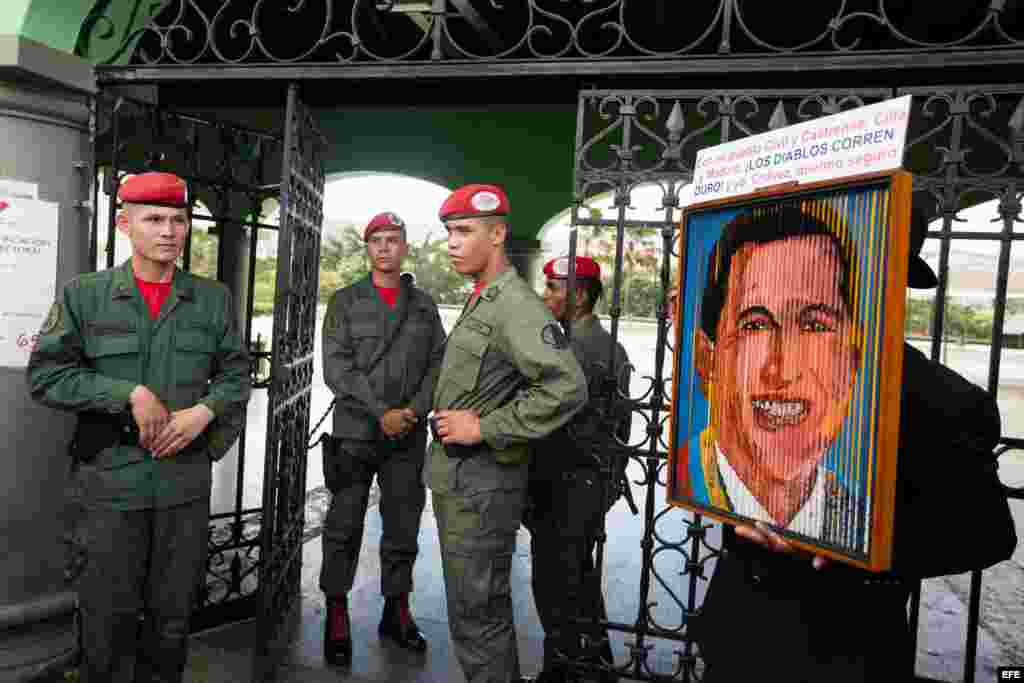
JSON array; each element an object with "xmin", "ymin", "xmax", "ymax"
[
  {"xmin": 399, "ymin": 408, "xmax": 418, "ymax": 429},
  {"xmin": 151, "ymin": 405, "xmax": 215, "ymax": 459},
  {"xmin": 129, "ymin": 385, "xmax": 170, "ymax": 449},
  {"xmin": 433, "ymin": 409, "xmax": 482, "ymax": 446},
  {"xmin": 736, "ymin": 521, "xmax": 832, "ymax": 570},
  {"xmin": 380, "ymin": 409, "xmax": 412, "ymax": 439}
]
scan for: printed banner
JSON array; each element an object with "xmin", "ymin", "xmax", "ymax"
[
  {"xmin": 0, "ymin": 197, "xmax": 60, "ymax": 368},
  {"xmin": 692, "ymin": 95, "xmax": 912, "ymax": 203}
]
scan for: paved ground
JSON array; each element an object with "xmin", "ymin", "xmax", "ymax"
[
  {"xmin": 176, "ymin": 475, "xmax": 1024, "ymax": 682},
  {"xmin": 175, "ymin": 309, "xmax": 1024, "ymax": 682}
]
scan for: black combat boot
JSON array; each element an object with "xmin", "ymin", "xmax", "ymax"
[
  {"xmin": 324, "ymin": 595, "xmax": 352, "ymax": 666},
  {"xmin": 378, "ymin": 592, "xmax": 427, "ymax": 652}
]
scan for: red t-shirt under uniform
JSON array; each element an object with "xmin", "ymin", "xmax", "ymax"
[
  {"xmin": 135, "ymin": 276, "xmax": 173, "ymax": 320},
  {"xmin": 375, "ymin": 284, "xmax": 399, "ymax": 309}
]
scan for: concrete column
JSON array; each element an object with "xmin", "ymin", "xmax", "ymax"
[{"xmin": 0, "ymin": 36, "xmax": 94, "ymax": 681}]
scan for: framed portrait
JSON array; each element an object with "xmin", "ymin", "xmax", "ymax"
[{"xmin": 667, "ymin": 171, "xmax": 913, "ymax": 571}]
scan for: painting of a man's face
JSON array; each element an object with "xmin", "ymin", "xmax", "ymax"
[
  {"xmin": 701, "ymin": 234, "xmax": 860, "ymax": 487},
  {"xmin": 672, "ymin": 178, "xmax": 912, "ymax": 569}
]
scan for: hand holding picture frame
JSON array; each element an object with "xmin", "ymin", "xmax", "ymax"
[{"xmin": 667, "ymin": 170, "xmax": 913, "ymax": 571}]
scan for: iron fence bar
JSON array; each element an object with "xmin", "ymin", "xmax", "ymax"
[
  {"xmin": 579, "ymin": 87, "xmax": 896, "ymax": 99},
  {"xmin": 573, "ymin": 217, "xmax": 682, "ymax": 230},
  {"xmin": 256, "ymin": 81, "xmax": 301, "ymax": 678},
  {"xmin": 93, "ymin": 49, "xmax": 1024, "ymax": 83},
  {"xmin": 929, "ymin": 197, "xmax": 955, "ymax": 364},
  {"xmin": 104, "ymin": 99, "xmax": 121, "ymax": 270},
  {"xmin": 182, "ymin": 201, "xmax": 193, "ymax": 272},
  {"xmin": 96, "ymin": 90, "xmax": 284, "ymax": 141},
  {"xmin": 988, "ymin": 188, "xmax": 1018, "ymax": 396},
  {"xmin": 191, "ymin": 212, "xmax": 279, "ymax": 231},
  {"xmin": 921, "ymin": 230, "xmax": 1024, "ymax": 241},
  {"xmin": 88, "ymin": 97, "xmax": 101, "ymax": 272}
]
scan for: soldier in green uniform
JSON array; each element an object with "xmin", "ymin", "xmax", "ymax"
[
  {"xmin": 26, "ymin": 172, "xmax": 251, "ymax": 683},
  {"xmin": 524, "ymin": 256, "xmax": 632, "ymax": 683},
  {"xmin": 429, "ymin": 184, "xmax": 588, "ymax": 683},
  {"xmin": 319, "ymin": 211, "xmax": 445, "ymax": 665}
]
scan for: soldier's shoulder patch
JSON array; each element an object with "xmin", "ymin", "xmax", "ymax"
[
  {"xmin": 541, "ymin": 322, "xmax": 569, "ymax": 349},
  {"xmin": 39, "ymin": 302, "xmax": 63, "ymax": 335}
]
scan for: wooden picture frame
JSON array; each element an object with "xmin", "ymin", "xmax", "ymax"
[{"xmin": 667, "ymin": 170, "xmax": 913, "ymax": 572}]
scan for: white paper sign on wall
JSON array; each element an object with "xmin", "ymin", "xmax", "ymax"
[
  {"xmin": 0, "ymin": 197, "xmax": 60, "ymax": 368},
  {"xmin": 0, "ymin": 178, "xmax": 39, "ymax": 199}
]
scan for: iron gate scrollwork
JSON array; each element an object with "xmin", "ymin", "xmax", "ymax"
[
  {"xmin": 80, "ymin": 0, "xmax": 1024, "ymax": 69},
  {"xmin": 256, "ymin": 82, "xmax": 326, "ymax": 680},
  {"xmin": 569, "ymin": 87, "xmax": 1023, "ymax": 683},
  {"xmin": 89, "ymin": 89, "xmax": 285, "ymax": 632}
]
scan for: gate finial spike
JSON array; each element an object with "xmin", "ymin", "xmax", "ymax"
[
  {"xmin": 769, "ymin": 101, "xmax": 788, "ymax": 130},
  {"xmin": 666, "ymin": 101, "xmax": 685, "ymax": 139}
]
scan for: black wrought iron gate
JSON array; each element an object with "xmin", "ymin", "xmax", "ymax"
[
  {"xmin": 255, "ymin": 83, "xmax": 326, "ymax": 680},
  {"xmin": 90, "ymin": 88, "xmax": 284, "ymax": 633},
  {"xmin": 568, "ymin": 87, "xmax": 1024, "ymax": 683},
  {"xmin": 90, "ymin": 82, "xmax": 326, "ymax": 678}
]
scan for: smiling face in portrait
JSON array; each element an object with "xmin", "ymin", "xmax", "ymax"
[{"xmin": 703, "ymin": 234, "xmax": 859, "ymax": 487}]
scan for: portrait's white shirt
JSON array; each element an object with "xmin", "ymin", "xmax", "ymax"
[{"xmin": 716, "ymin": 444, "xmax": 827, "ymax": 538}]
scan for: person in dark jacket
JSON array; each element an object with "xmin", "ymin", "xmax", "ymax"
[
  {"xmin": 523, "ymin": 256, "xmax": 632, "ymax": 683},
  {"xmin": 693, "ymin": 199, "xmax": 1018, "ymax": 682},
  {"xmin": 26, "ymin": 172, "xmax": 251, "ymax": 682},
  {"xmin": 319, "ymin": 211, "xmax": 446, "ymax": 665}
]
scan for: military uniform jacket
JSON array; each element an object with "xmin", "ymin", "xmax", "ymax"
[
  {"xmin": 530, "ymin": 314, "xmax": 631, "ymax": 479},
  {"xmin": 26, "ymin": 260, "xmax": 252, "ymax": 511},
  {"xmin": 323, "ymin": 274, "xmax": 445, "ymax": 442},
  {"xmin": 429, "ymin": 268, "xmax": 588, "ymax": 494}
]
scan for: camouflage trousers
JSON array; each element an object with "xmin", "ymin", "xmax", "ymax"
[
  {"xmin": 432, "ymin": 487, "xmax": 525, "ymax": 683},
  {"xmin": 523, "ymin": 468, "xmax": 612, "ymax": 673},
  {"xmin": 319, "ymin": 435, "xmax": 426, "ymax": 597}
]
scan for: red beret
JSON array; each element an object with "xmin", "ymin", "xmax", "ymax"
[
  {"xmin": 439, "ymin": 184, "xmax": 510, "ymax": 222},
  {"xmin": 543, "ymin": 256, "xmax": 601, "ymax": 281},
  {"xmin": 364, "ymin": 211, "xmax": 405, "ymax": 241},
  {"xmin": 117, "ymin": 172, "xmax": 188, "ymax": 208}
]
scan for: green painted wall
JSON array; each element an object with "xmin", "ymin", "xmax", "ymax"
[
  {"xmin": 4, "ymin": 0, "xmax": 147, "ymax": 63},
  {"xmin": 0, "ymin": 1, "xmax": 32, "ymax": 36},
  {"xmin": 316, "ymin": 107, "xmax": 577, "ymax": 242}
]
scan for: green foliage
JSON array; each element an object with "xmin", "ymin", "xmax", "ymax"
[
  {"xmin": 252, "ymin": 256, "xmax": 277, "ymax": 317},
  {"xmin": 576, "ymin": 225, "xmax": 673, "ymax": 318},
  {"xmin": 186, "ymin": 225, "xmax": 218, "ymax": 281},
  {"xmin": 403, "ymin": 230, "xmax": 471, "ymax": 305},
  {"xmin": 905, "ymin": 296, "xmax": 995, "ymax": 343}
]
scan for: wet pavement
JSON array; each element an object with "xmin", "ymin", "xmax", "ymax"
[
  {"xmin": 180, "ymin": 474, "xmax": 1024, "ymax": 682},
  {"xmin": 178, "ymin": 309, "xmax": 1024, "ymax": 681}
]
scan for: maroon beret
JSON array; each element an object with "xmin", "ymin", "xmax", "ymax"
[
  {"xmin": 439, "ymin": 184, "xmax": 510, "ymax": 222},
  {"xmin": 543, "ymin": 256, "xmax": 601, "ymax": 281},
  {"xmin": 117, "ymin": 172, "xmax": 188, "ymax": 208},
  {"xmin": 364, "ymin": 211, "xmax": 405, "ymax": 241}
]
